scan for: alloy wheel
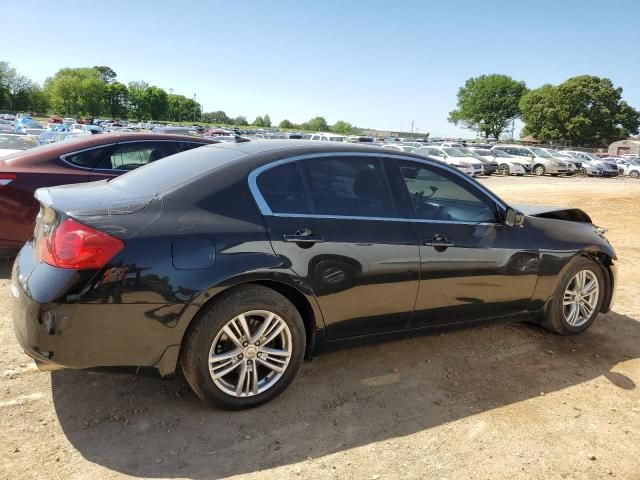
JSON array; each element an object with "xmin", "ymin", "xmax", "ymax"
[
  {"xmin": 498, "ymin": 164, "xmax": 510, "ymax": 175},
  {"xmin": 563, "ymin": 270, "xmax": 599, "ymax": 327},
  {"xmin": 534, "ymin": 165, "xmax": 545, "ymax": 176},
  {"xmin": 631, "ymin": 170, "xmax": 639, "ymax": 178},
  {"xmin": 208, "ymin": 310, "xmax": 293, "ymax": 397}
]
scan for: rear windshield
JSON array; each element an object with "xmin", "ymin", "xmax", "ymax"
[{"xmin": 108, "ymin": 145, "xmax": 246, "ymax": 195}]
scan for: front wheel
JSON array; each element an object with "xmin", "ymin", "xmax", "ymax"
[
  {"xmin": 180, "ymin": 285, "xmax": 306, "ymax": 409},
  {"xmin": 541, "ymin": 258, "xmax": 605, "ymax": 335},
  {"xmin": 630, "ymin": 170, "xmax": 639, "ymax": 179},
  {"xmin": 533, "ymin": 164, "xmax": 546, "ymax": 176},
  {"xmin": 498, "ymin": 163, "xmax": 510, "ymax": 175}
]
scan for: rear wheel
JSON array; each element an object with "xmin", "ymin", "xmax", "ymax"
[
  {"xmin": 533, "ymin": 164, "xmax": 546, "ymax": 176},
  {"xmin": 630, "ymin": 170, "xmax": 639, "ymax": 179},
  {"xmin": 498, "ymin": 163, "xmax": 510, "ymax": 175},
  {"xmin": 180, "ymin": 285, "xmax": 305, "ymax": 409},
  {"xmin": 541, "ymin": 258, "xmax": 604, "ymax": 335}
]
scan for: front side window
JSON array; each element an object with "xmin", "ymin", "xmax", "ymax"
[
  {"xmin": 256, "ymin": 162, "xmax": 310, "ymax": 214},
  {"xmin": 396, "ymin": 160, "xmax": 498, "ymax": 223},
  {"xmin": 96, "ymin": 141, "xmax": 181, "ymax": 170},
  {"xmin": 302, "ymin": 156, "xmax": 395, "ymax": 218}
]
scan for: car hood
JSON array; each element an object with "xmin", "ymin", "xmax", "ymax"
[{"xmin": 513, "ymin": 204, "xmax": 592, "ymax": 223}]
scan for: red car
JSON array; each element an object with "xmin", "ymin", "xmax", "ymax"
[{"xmin": 0, "ymin": 133, "xmax": 217, "ymax": 255}]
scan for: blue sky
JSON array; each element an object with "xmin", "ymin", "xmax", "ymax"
[{"xmin": 2, "ymin": 0, "xmax": 639, "ymax": 136}]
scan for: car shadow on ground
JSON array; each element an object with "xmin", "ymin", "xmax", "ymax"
[{"xmin": 50, "ymin": 310, "xmax": 639, "ymax": 478}]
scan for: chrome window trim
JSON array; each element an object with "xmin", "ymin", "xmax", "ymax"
[
  {"xmin": 247, "ymin": 152, "xmax": 507, "ymax": 224},
  {"xmin": 59, "ymin": 139, "xmax": 188, "ymax": 172}
]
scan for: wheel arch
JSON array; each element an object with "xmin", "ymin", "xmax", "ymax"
[{"xmin": 175, "ymin": 274, "xmax": 324, "ymax": 372}]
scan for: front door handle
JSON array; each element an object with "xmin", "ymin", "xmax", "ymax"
[
  {"xmin": 424, "ymin": 233, "xmax": 454, "ymax": 248},
  {"xmin": 283, "ymin": 228, "xmax": 323, "ymax": 244}
]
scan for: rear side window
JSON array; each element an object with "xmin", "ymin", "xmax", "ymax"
[
  {"xmin": 64, "ymin": 146, "xmax": 111, "ymax": 168},
  {"xmin": 96, "ymin": 141, "xmax": 182, "ymax": 170},
  {"xmin": 302, "ymin": 156, "xmax": 395, "ymax": 218},
  {"xmin": 256, "ymin": 163, "xmax": 310, "ymax": 214},
  {"xmin": 181, "ymin": 141, "xmax": 206, "ymax": 152}
]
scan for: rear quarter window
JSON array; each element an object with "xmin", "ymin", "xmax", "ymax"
[{"xmin": 108, "ymin": 145, "xmax": 246, "ymax": 195}]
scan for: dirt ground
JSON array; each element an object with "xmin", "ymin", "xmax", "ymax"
[{"xmin": 0, "ymin": 175, "xmax": 639, "ymax": 480}]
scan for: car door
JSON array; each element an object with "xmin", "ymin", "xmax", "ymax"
[
  {"xmin": 253, "ymin": 154, "xmax": 421, "ymax": 339},
  {"xmin": 88, "ymin": 140, "xmax": 183, "ymax": 180},
  {"xmin": 388, "ymin": 158, "xmax": 539, "ymax": 328}
]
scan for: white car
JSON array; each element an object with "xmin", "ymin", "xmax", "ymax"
[
  {"xmin": 562, "ymin": 151, "xmax": 619, "ymax": 177},
  {"xmin": 473, "ymin": 148, "xmax": 526, "ymax": 176},
  {"xmin": 383, "ymin": 144, "xmax": 417, "ymax": 153},
  {"xmin": 414, "ymin": 146, "xmax": 479, "ymax": 176},
  {"xmin": 310, "ymin": 133, "xmax": 345, "ymax": 142},
  {"xmin": 612, "ymin": 158, "xmax": 640, "ymax": 178}
]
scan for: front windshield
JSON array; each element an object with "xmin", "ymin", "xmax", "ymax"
[
  {"xmin": 443, "ymin": 147, "xmax": 466, "ymax": 157},
  {"xmin": 0, "ymin": 134, "xmax": 38, "ymax": 150},
  {"xmin": 532, "ymin": 148, "xmax": 552, "ymax": 158},
  {"xmin": 328, "ymin": 136, "xmax": 344, "ymax": 142},
  {"xmin": 583, "ymin": 152, "xmax": 600, "ymax": 161}
]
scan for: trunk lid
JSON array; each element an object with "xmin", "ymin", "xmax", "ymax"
[{"xmin": 35, "ymin": 179, "xmax": 156, "ymax": 217}]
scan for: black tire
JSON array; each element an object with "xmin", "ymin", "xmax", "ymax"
[
  {"xmin": 630, "ymin": 170, "xmax": 639, "ymax": 179},
  {"xmin": 180, "ymin": 284, "xmax": 306, "ymax": 409},
  {"xmin": 498, "ymin": 163, "xmax": 510, "ymax": 175},
  {"xmin": 541, "ymin": 257, "xmax": 605, "ymax": 335},
  {"xmin": 533, "ymin": 164, "xmax": 546, "ymax": 176}
]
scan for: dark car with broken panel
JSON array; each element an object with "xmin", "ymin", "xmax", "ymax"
[{"xmin": 11, "ymin": 141, "xmax": 617, "ymax": 409}]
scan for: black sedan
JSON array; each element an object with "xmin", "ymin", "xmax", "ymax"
[{"xmin": 11, "ymin": 141, "xmax": 617, "ymax": 409}]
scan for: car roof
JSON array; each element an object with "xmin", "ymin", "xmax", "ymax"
[{"xmin": 191, "ymin": 139, "xmax": 437, "ymax": 165}]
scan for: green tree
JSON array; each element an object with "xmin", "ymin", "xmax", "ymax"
[
  {"xmin": 233, "ymin": 115, "xmax": 248, "ymax": 126},
  {"xmin": 104, "ymin": 82, "xmax": 129, "ymax": 118},
  {"xmin": 263, "ymin": 114, "xmax": 271, "ymax": 127},
  {"xmin": 93, "ymin": 66, "xmax": 117, "ymax": 83},
  {"xmin": 0, "ymin": 61, "xmax": 11, "ymax": 108},
  {"xmin": 448, "ymin": 74, "xmax": 527, "ymax": 140},
  {"xmin": 520, "ymin": 75, "xmax": 640, "ymax": 146},
  {"xmin": 144, "ymin": 86, "xmax": 168, "ymax": 120},
  {"xmin": 45, "ymin": 67, "xmax": 107, "ymax": 116},
  {"xmin": 128, "ymin": 81, "xmax": 149, "ymax": 119},
  {"xmin": 302, "ymin": 116, "xmax": 329, "ymax": 131},
  {"xmin": 253, "ymin": 116, "xmax": 266, "ymax": 127},
  {"xmin": 202, "ymin": 110, "xmax": 230, "ymax": 124},
  {"xmin": 332, "ymin": 120, "xmax": 353, "ymax": 134},
  {"xmin": 279, "ymin": 119, "xmax": 294, "ymax": 129}
]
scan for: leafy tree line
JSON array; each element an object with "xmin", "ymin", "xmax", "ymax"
[
  {"xmin": 0, "ymin": 61, "xmax": 357, "ymax": 133},
  {"xmin": 449, "ymin": 73, "xmax": 640, "ymax": 146}
]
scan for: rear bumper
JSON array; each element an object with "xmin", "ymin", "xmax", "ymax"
[{"xmin": 11, "ymin": 243, "xmax": 184, "ymax": 374}]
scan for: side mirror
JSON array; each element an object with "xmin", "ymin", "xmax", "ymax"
[{"xmin": 505, "ymin": 207, "xmax": 525, "ymax": 227}]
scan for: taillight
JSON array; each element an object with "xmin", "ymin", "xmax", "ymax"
[
  {"xmin": 36, "ymin": 218, "xmax": 124, "ymax": 270},
  {"xmin": 0, "ymin": 174, "xmax": 15, "ymax": 188}
]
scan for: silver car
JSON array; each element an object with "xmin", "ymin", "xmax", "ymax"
[{"xmin": 492, "ymin": 145, "xmax": 569, "ymax": 176}]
